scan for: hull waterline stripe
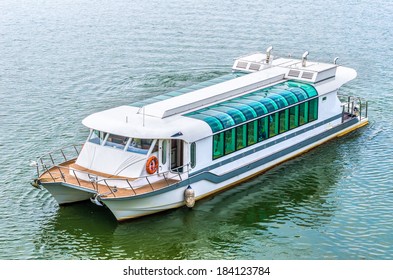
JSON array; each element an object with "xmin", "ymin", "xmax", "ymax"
[{"xmin": 103, "ymin": 116, "xmax": 361, "ymax": 201}]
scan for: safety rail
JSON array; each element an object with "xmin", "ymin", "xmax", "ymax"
[
  {"xmin": 38, "ymin": 163, "xmax": 186, "ymax": 198},
  {"xmin": 169, "ymin": 163, "xmax": 191, "ymax": 182},
  {"xmin": 33, "ymin": 144, "xmax": 83, "ymax": 177},
  {"xmin": 338, "ymin": 95, "xmax": 368, "ymax": 123}
]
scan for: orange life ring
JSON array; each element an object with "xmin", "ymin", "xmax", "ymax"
[{"xmin": 146, "ymin": 156, "xmax": 158, "ymax": 174}]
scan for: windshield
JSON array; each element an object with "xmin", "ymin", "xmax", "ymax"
[
  {"xmin": 105, "ymin": 134, "xmax": 129, "ymax": 150},
  {"xmin": 88, "ymin": 130, "xmax": 156, "ymax": 155},
  {"xmin": 88, "ymin": 130, "xmax": 107, "ymax": 145},
  {"xmin": 126, "ymin": 138, "xmax": 153, "ymax": 154}
]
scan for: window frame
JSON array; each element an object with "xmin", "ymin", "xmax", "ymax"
[{"xmin": 190, "ymin": 142, "xmax": 196, "ymax": 168}]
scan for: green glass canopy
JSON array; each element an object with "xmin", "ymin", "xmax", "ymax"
[{"xmin": 185, "ymin": 80, "xmax": 318, "ymax": 133}]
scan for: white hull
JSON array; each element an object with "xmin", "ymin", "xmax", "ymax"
[
  {"xmin": 42, "ymin": 182, "xmax": 96, "ymax": 204},
  {"xmin": 101, "ymin": 118, "xmax": 368, "ymax": 221}
]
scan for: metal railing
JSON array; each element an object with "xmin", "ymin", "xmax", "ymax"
[
  {"xmin": 33, "ymin": 144, "xmax": 192, "ymax": 198},
  {"xmin": 37, "ymin": 161, "xmax": 188, "ymax": 198},
  {"xmin": 338, "ymin": 95, "xmax": 368, "ymax": 123},
  {"xmin": 34, "ymin": 144, "xmax": 83, "ymax": 177}
]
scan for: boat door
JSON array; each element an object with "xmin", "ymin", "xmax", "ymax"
[
  {"xmin": 158, "ymin": 139, "xmax": 170, "ymax": 173},
  {"xmin": 170, "ymin": 139, "xmax": 184, "ymax": 172}
]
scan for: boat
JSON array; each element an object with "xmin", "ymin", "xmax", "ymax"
[{"xmin": 31, "ymin": 47, "xmax": 369, "ymax": 221}]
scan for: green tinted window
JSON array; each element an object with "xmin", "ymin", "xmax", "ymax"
[
  {"xmin": 247, "ymin": 121, "xmax": 258, "ymax": 146},
  {"xmin": 258, "ymin": 117, "xmax": 268, "ymax": 141},
  {"xmin": 299, "ymin": 102, "xmax": 308, "ymax": 125},
  {"xmin": 289, "ymin": 106, "xmax": 299, "ymax": 129},
  {"xmin": 269, "ymin": 113, "xmax": 279, "ymax": 137},
  {"xmin": 308, "ymin": 98, "xmax": 318, "ymax": 122},
  {"xmin": 279, "ymin": 109, "xmax": 289, "ymax": 134},
  {"xmin": 236, "ymin": 125, "xmax": 247, "ymax": 150},
  {"xmin": 213, "ymin": 133, "xmax": 224, "ymax": 159},
  {"xmin": 224, "ymin": 129, "xmax": 236, "ymax": 155}
]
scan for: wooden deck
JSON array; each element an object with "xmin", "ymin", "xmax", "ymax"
[{"xmin": 39, "ymin": 160, "xmax": 179, "ymax": 198}]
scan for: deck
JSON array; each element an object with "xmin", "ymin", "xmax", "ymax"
[{"xmin": 38, "ymin": 160, "xmax": 179, "ymax": 199}]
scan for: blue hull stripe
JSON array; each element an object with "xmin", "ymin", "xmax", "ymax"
[{"xmin": 103, "ymin": 115, "xmax": 359, "ymax": 201}]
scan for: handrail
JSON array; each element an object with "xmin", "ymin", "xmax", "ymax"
[
  {"xmin": 169, "ymin": 163, "xmax": 191, "ymax": 181},
  {"xmin": 41, "ymin": 163, "xmax": 186, "ymax": 197},
  {"xmin": 35, "ymin": 144, "xmax": 83, "ymax": 176},
  {"xmin": 35, "ymin": 144, "xmax": 194, "ymax": 197},
  {"xmin": 338, "ymin": 94, "xmax": 368, "ymax": 122}
]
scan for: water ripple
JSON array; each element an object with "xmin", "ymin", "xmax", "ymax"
[{"xmin": 1, "ymin": 0, "xmax": 393, "ymax": 260}]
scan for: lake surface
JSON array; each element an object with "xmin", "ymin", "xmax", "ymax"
[{"xmin": 1, "ymin": 0, "xmax": 392, "ymax": 260}]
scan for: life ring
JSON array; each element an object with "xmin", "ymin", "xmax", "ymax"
[{"xmin": 146, "ymin": 156, "xmax": 158, "ymax": 174}]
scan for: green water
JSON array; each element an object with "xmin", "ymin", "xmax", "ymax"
[{"xmin": 1, "ymin": 0, "xmax": 392, "ymax": 260}]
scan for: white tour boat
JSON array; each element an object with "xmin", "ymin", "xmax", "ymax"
[{"xmin": 31, "ymin": 48, "xmax": 369, "ymax": 221}]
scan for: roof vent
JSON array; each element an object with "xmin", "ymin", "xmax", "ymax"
[
  {"xmin": 302, "ymin": 51, "xmax": 309, "ymax": 67},
  {"xmin": 301, "ymin": 71, "xmax": 314, "ymax": 79},
  {"xmin": 249, "ymin": 63, "xmax": 261, "ymax": 71},
  {"xmin": 236, "ymin": 61, "xmax": 248, "ymax": 69},
  {"xmin": 288, "ymin": 69, "xmax": 300, "ymax": 77}
]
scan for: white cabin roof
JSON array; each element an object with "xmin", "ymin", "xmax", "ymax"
[{"xmin": 82, "ymin": 106, "xmax": 212, "ymax": 142}]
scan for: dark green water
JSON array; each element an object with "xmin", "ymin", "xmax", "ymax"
[{"xmin": 1, "ymin": 0, "xmax": 392, "ymax": 260}]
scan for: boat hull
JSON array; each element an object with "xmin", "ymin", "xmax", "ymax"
[
  {"xmin": 101, "ymin": 188, "xmax": 186, "ymax": 221},
  {"xmin": 41, "ymin": 182, "xmax": 96, "ymax": 204},
  {"xmin": 101, "ymin": 117, "xmax": 368, "ymax": 221}
]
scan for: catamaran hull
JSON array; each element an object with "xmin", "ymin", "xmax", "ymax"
[
  {"xmin": 41, "ymin": 182, "xmax": 96, "ymax": 204},
  {"xmin": 102, "ymin": 118, "xmax": 368, "ymax": 221}
]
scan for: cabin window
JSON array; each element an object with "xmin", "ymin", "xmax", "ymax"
[
  {"xmin": 258, "ymin": 117, "xmax": 268, "ymax": 141},
  {"xmin": 236, "ymin": 125, "xmax": 247, "ymax": 150},
  {"xmin": 89, "ymin": 130, "xmax": 107, "ymax": 145},
  {"xmin": 224, "ymin": 129, "xmax": 236, "ymax": 155},
  {"xmin": 269, "ymin": 113, "xmax": 279, "ymax": 138},
  {"xmin": 308, "ymin": 98, "xmax": 318, "ymax": 122},
  {"xmin": 190, "ymin": 142, "xmax": 196, "ymax": 168},
  {"xmin": 289, "ymin": 106, "xmax": 299, "ymax": 129},
  {"xmin": 279, "ymin": 109, "xmax": 289, "ymax": 134},
  {"xmin": 247, "ymin": 120, "xmax": 258, "ymax": 145},
  {"xmin": 127, "ymin": 138, "xmax": 153, "ymax": 154},
  {"xmin": 104, "ymin": 134, "xmax": 129, "ymax": 150},
  {"xmin": 213, "ymin": 133, "xmax": 224, "ymax": 159},
  {"xmin": 162, "ymin": 140, "xmax": 167, "ymax": 164},
  {"xmin": 299, "ymin": 102, "xmax": 308, "ymax": 125}
]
